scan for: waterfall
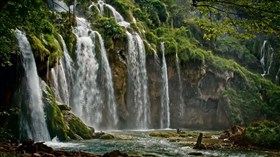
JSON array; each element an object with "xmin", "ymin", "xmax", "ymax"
[
  {"xmin": 71, "ymin": 17, "xmax": 118, "ymax": 130},
  {"xmin": 59, "ymin": 34, "xmax": 74, "ymax": 101},
  {"xmin": 98, "ymin": 0, "xmax": 130, "ymax": 28},
  {"xmin": 48, "ymin": 35, "xmax": 71, "ymax": 105},
  {"xmin": 126, "ymin": 32, "xmax": 151, "ymax": 129},
  {"xmin": 94, "ymin": 31, "xmax": 119, "ymax": 128},
  {"xmin": 72, "ymin": 17, "xmax": 102, "ymax": 127},
  {"xmin": 260, "ymin": 40, "xmax": 275, "ymax": 77},
  {"xmin": 51, "ymin": 0, "xmax": 69, "ymax": 12},
  {"xmin": 160, "ymin": 42, "xmax": 170, "ymax": 129},
  {"xmin": 15, "ymin": 29, "xmax": 51, "ymax": 141},
  {"xmin": 50, "ymin": 61, "xmax": 69, "ymax": 105},
  {"xmin": 99, "ymin": 1, "xmax": 151, "ymax": 129},
  {"xmin": 175, "ymin": 53, "xmax": 184, "ymax": 116}
]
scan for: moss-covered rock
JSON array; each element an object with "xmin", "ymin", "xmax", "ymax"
[
  {"xmin": 29, "ymin": 34, "xmax": 63, "ymax": 77},
  {"xmin": 42, "ymin": 83, "xmax": 69, "ymax": 141},
  {"xmin": 62, "ymin": 111, "xmax": 93, "ymax": 140},
  {"xmin": 93, "ymin": 132, "xmax": 115, "ymax": 139}
]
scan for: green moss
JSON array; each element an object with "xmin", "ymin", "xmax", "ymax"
[
  {"xmin": 93, "ymin": 17, "xmax": 126, "ymax": 47},
  {"xmin": 100, "ymin": 133, "xmax": 115, "ymax": 139},
  {"xmin": 149, "ymin": 131, "xmax": 177, "ymax": 138},
  {"xmin": 43, "ymin": 34, "xmax": 63, "ymax": 66},
  {"xmin": 43, "ymin": 85, "xmax": 69, "ymax": 141},
  {"xmin": 28, "ymin": 34, "xmax": 63, "ymax": 72},
  {"xmin": 63, "ymin": 111, "xmax": 93, "ymax": 140},
  {"xmin": 29, "ymin": 35, "xmax": 50, "ymax": 62},
  {"xmin": 64, "ymin": 32, "xmax": 77, "ymax": 60}
]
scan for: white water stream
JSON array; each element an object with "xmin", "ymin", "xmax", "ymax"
[
  {"xmin": 15, "ymin": 29, "xmax": 51, "ymax": 141},
  {"xmin": 160, "ymin": 42, "xmax": 170, "ymax": 129}
]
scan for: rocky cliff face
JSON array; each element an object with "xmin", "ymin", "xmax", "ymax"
[
  {"xmin": 147, "ymin": 55, "xmax": 234, "ymax": 129},
  {"xmin": 110, "ymin": 49, "xmax": 266, "ymax": 130}
]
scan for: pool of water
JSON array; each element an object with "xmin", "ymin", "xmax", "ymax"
[{"xmin": 45, "ymin": 130, "xmax": 269, "ymax": 157}]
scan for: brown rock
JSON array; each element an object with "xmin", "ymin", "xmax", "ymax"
[{"xmin": 103, "ymin": 150, "xmax": 129, "ymax": 157}]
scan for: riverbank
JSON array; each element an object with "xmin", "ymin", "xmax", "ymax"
[{"xmin": 149, "ymin": 128, "xmax": 280, "ymax": 156}]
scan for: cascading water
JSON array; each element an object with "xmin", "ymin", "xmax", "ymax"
[
  {"xmin": 98, "ymin": 1, "xmax": 151, "ymax": 129},
  {"xmin": 260, "ymin": 40, "xmax": 275, "ymax": 77},
  {"xmin": 48, "ymin": 35, "xmax": 70, "ymax": 105},
  {"xmin": 175, "ymin": 53, "xmax": 184, "ymax": 116},
  {"xmin": 72, "ymin": 17, "xmax": 102, "ymax": 127},
  {"xmin": 71, "ymin": 17, "xmax": 118, "ymax": 130},
  {"xmin": 59, "ymin": 34, "xmax": 74, "ymax": 104},
  {"xmin": 94, "ymin": 31, "xmax": 119, "ymax": 128},
  {"xmin": 126, "ymin": 32, "xmax": 151, "ymax": 129},
  {"xmin": 15, "ymin": 29, "xmax": 51, "ymax": 141},
  {"xmin": 50, "ymin": 61, "xmax": 69, "ymax": 105},
  {"xmin": 160, "ymin": 42, "xmax": 170, "ymax": 129}
]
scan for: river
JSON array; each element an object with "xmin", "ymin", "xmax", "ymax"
[{"xmin": 46, "ymin": 130, "xmax": 268, "ymax": 157}]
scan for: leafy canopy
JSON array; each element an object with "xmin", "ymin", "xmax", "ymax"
[{"xmin": 192, "ymin": 0, "xmax": 280, "ymax": 39}]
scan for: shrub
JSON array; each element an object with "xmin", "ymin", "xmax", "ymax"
[{"xmin": 245, "ymin": 120, "xmax": 280, "ymax": 148}]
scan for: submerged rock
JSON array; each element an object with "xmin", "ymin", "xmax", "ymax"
[
  {"xmin": 188, "ymin": 152, "xmax": 203, "ymax": 156},
  {"xmin": 103, "ymin": 150, "xmax": 129, "ymax": 157},
  {"xmin": 93, "ymin": 132, "xmax": 115, "ymax": 139}
]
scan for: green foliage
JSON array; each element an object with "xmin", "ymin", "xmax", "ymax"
[
  {"xmin": 214, "ymin": 36, "xmax": 258, "ymax": 66},
  {"xmin": 245, "ymin": 120, "xmax": 280, "ymax": 148},
  {"xmin": 224, "ymin": 89, "xmax": 264, "ymax": 124},
  {"xmin": 93, "ymin": 17, "xmax": 126, "ymax": 47},
  {"xmin": 55, "ymin": 12, "xmax": 77, "ymax": 59},
  {"xmin": 106, "ymin": 0, "xmax": 133, "ymax": 21},
  {"xmin": 154, "ymin": 26, "xmax": 205, "ymax": 66},
  {"xmin": 135, "ymin": 0, "xmax": 169, "ymax": 27},
  {"xmin": 0, "ymin": 29, "xmax": 19, "ymax": 67},
  {"xmin": 0, "ymin": 0, "xmax": 61, "ymax": 67},
  {"xmin": 0, "ymin": 107, "xmax": 20, "ymax": 142},
  {"xmin": 193, "ymin": 0, "xmax": 280, "ymax": 38},
  {"xmin": 133, "ymin": 7, "xmax": 153, "ymax": 27}
]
